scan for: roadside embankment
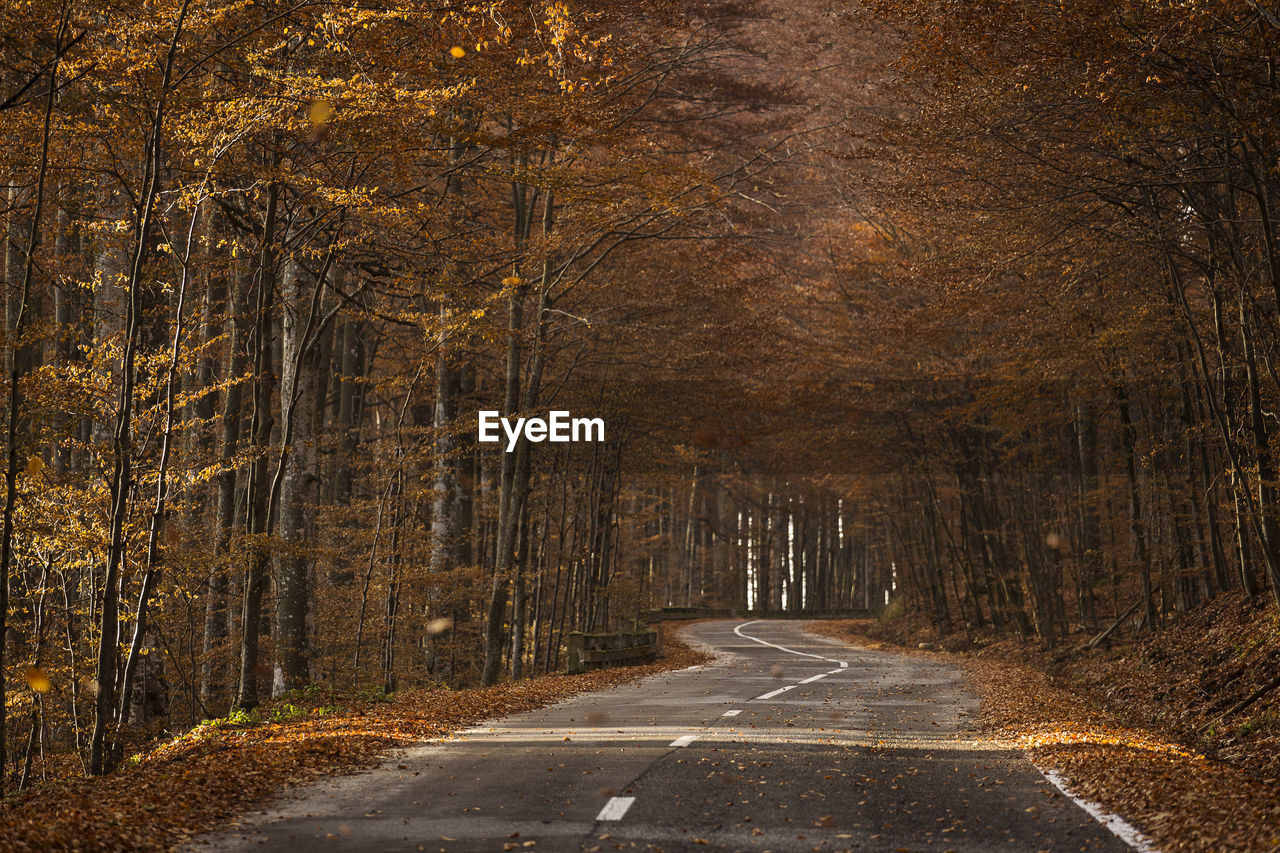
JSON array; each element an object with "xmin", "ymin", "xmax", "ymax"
[{"xmin": 811, "ymin": 593, "xmax": 1280, "ymax": 852}]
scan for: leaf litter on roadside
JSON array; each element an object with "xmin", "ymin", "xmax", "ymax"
[{"xmin": 0, "ymin": 627, "xmax": 708, "ymax": 853}]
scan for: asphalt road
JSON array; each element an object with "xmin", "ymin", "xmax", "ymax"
[{"xmin": 190, "ymin": 621, "xmax": 1135, "ymax": 852}]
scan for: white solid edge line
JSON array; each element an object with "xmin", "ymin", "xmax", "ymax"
[
  {"xmin": 722, "ymin": 709, "xmax": 741, "ymax": 717},
  {"xmin": 827, "ymin": 667, "xmax": 846, "ymax": 675},
  {"xmin": 669, "ymin": 734, "xmax": 699, "ymax": 747},
  {"xmin": 1039, "ymin": 767, "xmax": 1157, "ymax": 852},
  {"xmin": 596, "ymin": 796, "xmax": 636, "ymax": 822},
  {"xmin": 733, "ymin": 620, "xmax": 848, "ymax": 667},
  {"xmin": 799, "ymin": 673, "xmax": 829, "ymax": 685}
]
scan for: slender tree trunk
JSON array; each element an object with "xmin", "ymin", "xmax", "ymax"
[
  {"xmin": 202, "ymin": 266, "xmax": 247, "ymax": 707},
  {"xmin": 480, "ymin": 275, "xmax": 524, "ymax": 686},
  {"xmin": 510, "ymin": 512, "xmax": 529, "ymax": 680},
  {"xmin": 1075, "ymin": 401, "xmax": 1101, "ymax": 630},
  {"xmin": 426, "ymin": 331, "xmax": 460, "ymax": 676},
  {"xmin": 91, "ymin": 0, "xmax": 192, "ymax": 773},
  {"xmin": 117, "ymin": 195, "xmax": 204, "ymax": 731},
  {"xmin": 1240, "ymin": 300, "xmax": 1280, "ymax": 606},
  {"xmin": 482, "ymin": 181, "xmax": 553, "ymax": 686},
  {"xmin": 1116, "ymin": 387, "xmax": 1156, "ymax": 631},
  {"xmin": 234, "ymin": 179, "xmax": 280, "ymax": 711},
  {"xmin": 1, "ymin": 10, "xmax": 67, "ymax": 788},
  {"xmin": 334, "ymin": 314, "xmax": 361, "ymax": 504},
  {"xmin": 381, "ymin": 470, "xmax": 403, "ymax": 693}
]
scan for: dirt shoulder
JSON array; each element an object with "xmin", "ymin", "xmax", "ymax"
[
  {"xmin": 809, "ymin": 598, "xmax": 1280, "ymax": 853},
  {"xmin": 0, "ymin": 627, "xmax": 709, "ymax": 853}
]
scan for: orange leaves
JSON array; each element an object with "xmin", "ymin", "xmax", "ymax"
[{"xmin": 1012, "ymin": 724, "xmax": 1200, "ymax": 760}]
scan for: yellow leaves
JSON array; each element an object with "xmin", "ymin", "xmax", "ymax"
[
  {"xmin": 1012, "ymin": 725, "xmax": 1201, "ymax": 759},
  {"xmin": 26, "ymin": 666, "xmax": 51, "ymax": 693},
  {"xmin": 449, "ymin": 45, "xmax": 466, "ymax": 58},
  {"xmin": 502, "ymin": 276, "xmax": 524, "ymax": 288},
  {"xmin": 25, "ymin": 455, "xmax": 43, "ymax": 477}
]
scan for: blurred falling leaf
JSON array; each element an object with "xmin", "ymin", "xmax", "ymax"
[
  {"xmin": 450, "ymin": 45, "xmax": 466, "ymax": 58},
  {"xmin": 308, "ymin": 98, "xmax": 332, "ymax": 126},
  {"xmin": 25, "ymin": 455, "xmax": 43, "ymax": 477},
  {"xmin": 426, "ymin": 617, "xmax": 454, "ymax": 635},
  {"xmin": 307, "ymin": 99, "xmax": 333, "ymax": 141},
  {"xmin": 26, "ymin": 666, "xmax": 51, "ymax": 693}
]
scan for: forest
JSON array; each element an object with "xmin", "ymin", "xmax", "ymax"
[{"xmin": 2, "ymin": 0, "xmax": 1280, "ymax": 798}]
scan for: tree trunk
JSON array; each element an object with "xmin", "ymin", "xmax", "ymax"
[
  {"xmin": 1, "ymin": 16, "xmax": 65, "ymax": 788},
  {"xmin": 1116, "ymin": 387, "xmax": 1156, "ymax": 631},
  {"xmin": 482, "ymin": 182, "xmax": 553, "ymax": 686},
  {"xmin": 1240, "ymin": 299, "xmax": 1280, "ymax": 606},
  {"xmin": 273, "ymin": 257, "xmax": 317, "ymax": 696},
  {"xmin": 91, "ymin": 1, "xmax": 192, "ymax": 771},
  {"xmin": 201, "ymin": 265, "xmax": 247, "ymax": 708},
  {"xmin": 234, "ymin": 179, "xmax": 280, "ymax": 712}
]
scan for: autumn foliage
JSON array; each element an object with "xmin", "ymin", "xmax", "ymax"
[{"xmin": 2, "ymin": 0, "xmax": 1280, "ymax": 829}]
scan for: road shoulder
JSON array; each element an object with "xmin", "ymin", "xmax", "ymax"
[{"xmin": 808, "ymin": 619, "xmax": 1280, "ymax": 852}]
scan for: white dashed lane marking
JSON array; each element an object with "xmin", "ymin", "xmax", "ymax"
[
  {"xmin": 755, "ymin": 684, "xmax": 797, "ymax": 700},
  {"xmin": 601, "ymin": 625, "xmax": 846, "ymax": 826},
  {"xmin": 596, "ymin": 796, "xmax": 636, "ymax": 821}
]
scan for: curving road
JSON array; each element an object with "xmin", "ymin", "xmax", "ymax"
[{"xmin": 190, "ymin": 621, "xmax": 1135, "ymax": 852}]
